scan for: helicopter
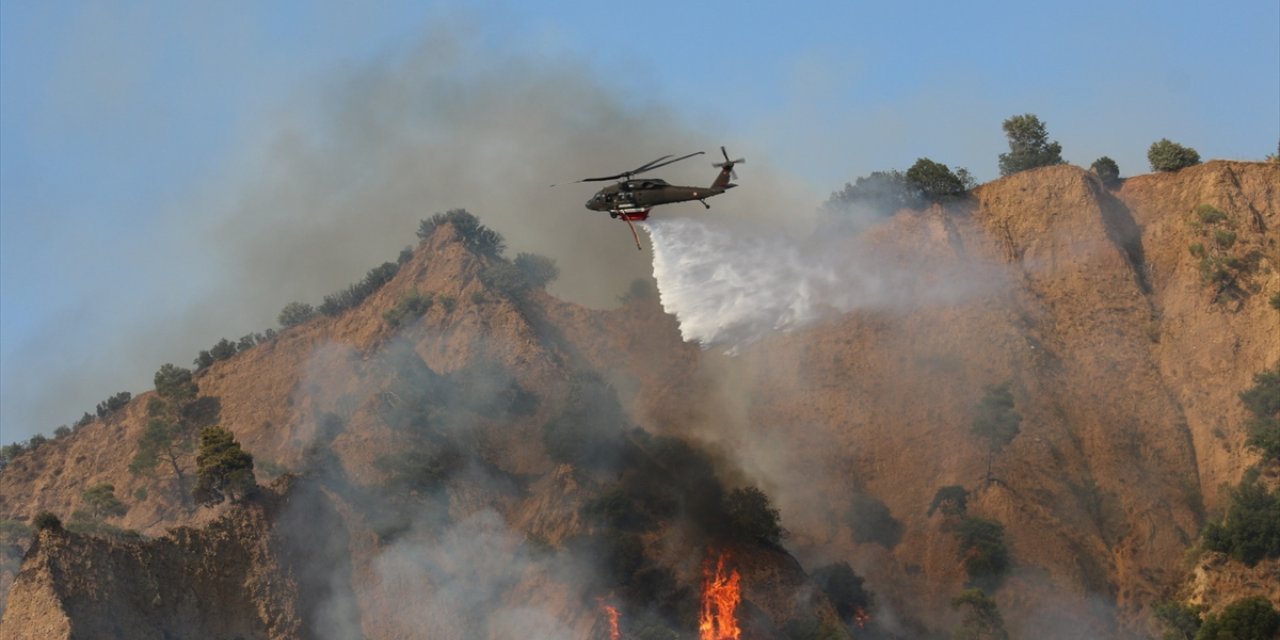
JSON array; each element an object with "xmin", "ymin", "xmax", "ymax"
[{"xmin": 568, "ymin": 146, "xmax": 745, "ymax": 249}]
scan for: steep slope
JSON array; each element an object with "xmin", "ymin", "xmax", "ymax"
[
  {"xmin": 1, "ymin": 162, "xmax": 1276, "ymax": 638},
  {"xmin": 692, "ymin": 161, "xmax": 1278, "ymax": 637}
]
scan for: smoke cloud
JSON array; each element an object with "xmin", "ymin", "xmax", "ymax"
[{"xmin": 1, "ymin": 23, "xmax": 816, "ymax": 443}]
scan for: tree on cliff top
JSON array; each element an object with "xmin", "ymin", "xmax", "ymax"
[
  {"xmin": 193, "ymin": 426, "xmax": 257, "ymax": 506},
  {"xmin": 998, "ymin": 114, "xmax": 1063, "ymax": 176},
  {"xmin": 1148, "ymin": 139, "xmax": 1201, "ymax": 172}
]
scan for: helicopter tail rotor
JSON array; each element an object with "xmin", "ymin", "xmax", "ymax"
[{"xmin": 712, "ymin": 146, "xmax": 745, "ymax": 180}]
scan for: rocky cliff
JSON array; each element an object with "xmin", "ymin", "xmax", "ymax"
[{"xmin": 0, "ymin": 160, "xmax": 1276, "ymax": 639}]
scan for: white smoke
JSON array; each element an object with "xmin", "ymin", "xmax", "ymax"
[{"xmin": 645, "ymin": 216, "xmax": 989, "ymax": 350}]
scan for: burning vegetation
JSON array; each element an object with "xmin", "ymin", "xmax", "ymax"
[{"xmin": 698, "ymin": 551, "xmax": 742, "ymax": 640}]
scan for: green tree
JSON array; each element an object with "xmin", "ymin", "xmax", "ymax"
[
  {"xmin": 1194, "ymin": 596, "xmax": 1279, "ymax": 640},
  {"xmin": 81, "ymin": 483, "xmax": 127, "ymax": 519},
  {"xmin": 725, "ymin": 486, "xmax": 786, "ymax": 546},
  {"xmin": 1149, "ymin": 139, "xmax": 1201, "ymax": 172},
  {"xmin": 951, "ymin": 588, "xmax": 1009, "ymax": 640},
  {"xmin": 33, "ymin": 511, "xmax": 62, "ymax": 532},
  {"xmin": 971, "ymin": 383, "xmax": 1021, "ymax": 483},
  {"xmin": 824, "ymin": 170, "xmax": 921, "ymax": 219},
  {"xmin": 998, "ymin": 114, "xmax": 1064, "ymax": 176},
  {"xmin": 129, "ymin": 409, "xmax": 195, "ymax": 505},
  {"xmin": 417, "ymin": 209, "xmax": 505, "ymax": 257},
  {"xmin": 278, "ymin": 301, "xmax": 317, "ymax": 328},
  {"xmin": 955, "ymin": 517, "xmax": 1010, "ymax": 585},
  {"xmin": 1201, "ymin": 473, "xmax": 1280, "ymax": 565},
  {"xmin": 154, "ymin": 364, "xmax": 197, "ymax": 404},
  {"xmin": 96, "ymin": 391, "xmax": 132, "ymax": 418},
  {"xmin": 1154, "ymin": 601, "xmax": 1203, "ymax": 640},
  {"xmin": 1091, "ymin": 156, "xmax": 1120, "ymax": 186},
  {"xmin": 1240, "ymin": 367, "xmax": 1279, "ymax": 462},
  {"xmin": 193, "ymin": 426, "xmax": 256, "ymax": 506},
  {"xmin": 383, "ymin": 290, "xmax": 434, "ymax": 327},
  {"xmin": 906, "ymin": 157, "xmax": 967, "ymax": 202},
  {"xmin": 209, "ymin": 338, "xmax": 237, "ymax": 361},
  {"xmin": 513, "ymin": 252, "xmax": 560, "ymax": 289}
]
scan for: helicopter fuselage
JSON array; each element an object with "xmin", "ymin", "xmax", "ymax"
[{"xmin": 585, "ymin": 179, "xmax": 734, "ymax": 214}]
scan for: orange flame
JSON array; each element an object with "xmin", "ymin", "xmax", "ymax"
[
  {"xmin": 597, "ymin": 598, "xmax": 621, "ymax": 640},
  {"xmin": 698, "ymin": 551, "xmax": 742, "ymax": 640}
]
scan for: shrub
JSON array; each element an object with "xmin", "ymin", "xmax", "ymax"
[
  {"xmin": 28, "ymin": 433, "xmax": 49, "ymax": 449},
  {"xmin": 905, "ymin": 157, "xmax": 967, "ymax": 201},
  {"xmin": 1154, "ymin": 600, "xmax": 1202, "ymax": 640},
  {"xmin": 951, "ymin": 588, "xmax": 1009, "ymax": 640},
  {"xmin": 82, "ymin": 483, "xmax": 127, "ymax": 519},
  {"xmin": 850, "ymin": 492, "xmax": 903, "ymax": 548},
  {"xmin": 1202, "ymin": 473, "xmax": 1280, "ymax": 564},
  {"xmin": 319, "ymin": 262, "xmax": 400, "ymax": 316},
  {"xmin": 480, "ymin": 262, "xmax": 529, "ymax": 297},
  {"xmin": 96, "ymin": 392, "xmax": 132, "ymax": 418},
  {"xmin": 955, "ymin": 517, "xmax": 1010, "ymax": 585},
  {"xmin": 513, "ymin": 252, "xmax": 559, "ymax": 289},
  {"xmin": 208, "ymin": 338, "xmax": 236, "ymax": 361},
  {"xmin": 1240, "ymin": 367, "xmax": 1279, "ymax": 461},
  {"xmin": 929, "ymin": 485, "xmax": 970, "ymax": 517},
  {"xmin": 1270, "ymin": 293, "xmax": 1280, "ymax": 311},
  {"xmin": 1194, "ymin": 596, "xmax": 1278, "ymax": 640},
  {"xmin": 1149, "ymin": 139, "xmax": 1201, "ymax": 172},
  {"xmin": 810, "ymin": 561, "xmax": 873, "ymax": 622},
  {"xmin": 1195, "ymin": 204, "xmax": 1228, "ymax": 225},
  {"xmin": 73, "ymin": 412, "xmax": 93, "ymax": 429},
  {"xmin": 194, "ymin": 350, "xmax": 215, "ymax": 370},
  {"xmin": 54, "ymin": 425, "xmax": 72, "ymax": 439},
  {"xmin": 278, "ymin": 301, "xmax": 317, "ymax": 327},
  {"xmin": 1091, "ymin": 156, "xmax": 1120, "ymax": 185},
  {"xmin": 438, "ymin": 295, "xmax": 457, "ymax": 313},
  {"xmin": 824, "ymin": 170, "xmax": 921, "ymax": 219},
  {"xmin": 193, "ymin": 426, "xmax": 257, "ymax": 506},
  {"xmin": 417, "ymin": 209, "xmax": 505, "ymax": 257},
  {"xmin": 383, "ymin": 290, "xmax": 433, "ymax": 327},
  {"xmin": 33, "ymin": 511, "xmax": 62, "ymax": 531},
  {"xmin": 998, "ymin": 114, "xmax": 1064, "ymax": 176},
  {"xmin": 398, "ymin": 245, "xmax": 414, "ymax": 265},
  {"xmin": 725, "ymin": 486, "xmax": 786, "ymax": 546}
]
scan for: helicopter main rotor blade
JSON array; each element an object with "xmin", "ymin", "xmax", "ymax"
[
  {"xmin": 632, "ymin": 151, "xmax": 705, "ymax": 175},
  {"xmin": 629, "ymin": 154, "xmax": 675, "ymax": 174}
]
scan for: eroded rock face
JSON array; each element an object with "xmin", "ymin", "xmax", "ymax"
[{"xmin": 1, "ymin": 478, "xmax": 357, "ymax": 640}]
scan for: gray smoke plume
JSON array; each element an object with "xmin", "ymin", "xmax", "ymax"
[{"xmin": 0, "ymin": 23, "xmax": 814, "ymax": 443}]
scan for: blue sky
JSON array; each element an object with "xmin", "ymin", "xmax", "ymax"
[{"xmin": 2, "ymin": 1, "xmax": 1277, "ymax": 444}]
